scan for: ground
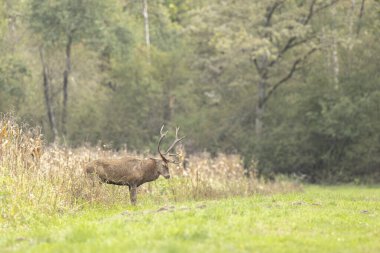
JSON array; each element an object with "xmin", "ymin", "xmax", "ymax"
[{"xmin": 1, "ymin": 185, "xmax": 379, "ymax": 253}]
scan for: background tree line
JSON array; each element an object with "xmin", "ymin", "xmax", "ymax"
[{"xmin": 0, "ymin": 0, "xmax": 379, "ymax": 182}]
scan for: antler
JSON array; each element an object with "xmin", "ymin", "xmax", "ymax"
[
  {"xmin": 157, "ymin": 125, "xmax": 169, "ymax": 162},
  {"xmin": 164, "ymin": 127, "xmax": 185, "ymax": 155},
  {"xmin": 167, "ymin": 145, "xmax": 184, "ymax": 164},
  {"xmin": 157, "ymin": 125, "xmax": 185, "ymax": 163}
]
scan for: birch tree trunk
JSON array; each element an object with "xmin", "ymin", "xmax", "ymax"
[
  {"xmin": 142, "ymin": 0, "xmax": 151, "ymax": 62},
  {"xmin": 350, "ymin": 0, "xmax": 356, "ymax": 42},
  {"xmin": 330, "ymin": 5, "xmax": 340, "ymax": 88}
]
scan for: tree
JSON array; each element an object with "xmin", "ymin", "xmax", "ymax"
[
  {"xmin": 184, "ymin": 0, "xmax": 341, "ymax": 167},
  {"xmin": 252, "ymin": 0, "xmax": 380, "ymax": 181},
  {"xmin": 29, "ymin": 0, "xmax": 111, "ymax": 137},
  {"xmin": 196, "ymin": 0, "xmax": 339, "ymax": 135}
]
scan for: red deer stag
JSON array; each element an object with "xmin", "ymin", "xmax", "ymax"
[{"xmin": 84, "ymin": 125, "xmax": 185, "ymax": 205}]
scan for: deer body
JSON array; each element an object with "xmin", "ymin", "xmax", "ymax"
[
  {"xmin": 84, "ymin": 125, "xmax": 184, "ymax": 205},
  {"xmin": 85, "ymin": 157, "xmax": 167, "ymax": 186}
]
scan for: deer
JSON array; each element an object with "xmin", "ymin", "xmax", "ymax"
[{"xmin": 84, "ymin": 125, "xmax": 185, "ymax": 205}]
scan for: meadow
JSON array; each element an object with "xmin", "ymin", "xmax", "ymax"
[
  {"xmin": 1, "ymin": 116, "xmax": 379, "ymax": 253},
  {"xmin": 1, "ymin": 186, "xmax": 379, "ymax": 253}
]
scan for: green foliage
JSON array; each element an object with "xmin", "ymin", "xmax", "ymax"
[
  {"xmin": 256, "ymin": 40, "xmax": 380, "ymax": 182},
  {"xmin": 0, "ymin": 57, "xmax": 29, "ymax": 111},
  {"xmin": 28, "ymin": 0, "xmax": 112, "ymax": 46},
  {"xmin": 0, "ymin": 0, "xmax": 379, "ymax": 182},
  {"xmin": 163, "ymin": 0, "xmax": 191, "ymax": 23},
  {"xmin": 248, "ymin": 2, "xmax": 380, "ymax": 182}
]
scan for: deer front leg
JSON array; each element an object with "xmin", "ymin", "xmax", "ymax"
[{"xmin": 129, "ymin": 185, "xmax": 137, "ymax": 205}]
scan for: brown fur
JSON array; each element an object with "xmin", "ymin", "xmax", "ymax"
[
  {"xmin": 84, "ymin": 156, "xmax": 170, "ymax": 205},
  {"xmin": 85, "ymin": 125, "xmax": 184, "ymax": 205}
]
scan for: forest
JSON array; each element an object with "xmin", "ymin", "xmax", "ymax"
[
  {"xmin": 0, "ymin": 0, "xmax": 379, "ymax": 182},
  {"xmin": 1, "ymin": 1, "xmax": 380, "ymax": 252}
]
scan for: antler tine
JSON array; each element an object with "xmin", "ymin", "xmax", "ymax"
[
  {"xmin": 160, "ymin": 124, "xmax": 168, "ymax": 137},
  {"xmin": 169, "ymin": 159, "xmax": 182, "ymax": 165},
  {"xmin": 164, "ymin": 126, "xmax": 185, "ymax": 155},
  {"xmin": 168, "ymin": 151, "xmax": 183, "ymax": 164}
]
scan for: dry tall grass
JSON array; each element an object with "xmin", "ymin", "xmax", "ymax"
[{"xmin": 0, "ymin": 114, "xmax": 301, "ymax": 227}]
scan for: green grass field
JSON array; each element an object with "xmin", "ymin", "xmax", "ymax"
[{"xmin": 1, "ymin": 185, "xmax": 379, "ymax": 253}]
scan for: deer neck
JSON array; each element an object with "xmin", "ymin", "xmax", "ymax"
[{"xmin": 143, "ymin": 158, "xmax": 160, "ymax": 182}]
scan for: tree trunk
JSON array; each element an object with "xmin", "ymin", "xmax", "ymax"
[
  {"xmin": 62, "ymin": 34, "xmax": 72, "ymax": 137},
  {"xmin": 349, "ymin": 0, "xmax": 356, "ymax": 43},
  {"xmin": 329, "ymin": 5, "xmax": 340, "ymax": 88},
  {"xmin": 255, "ymin": 78, "xmax": 266, "ymax": 137},
  {"xmin": 142, "ymin": 0, "xmax": 151, "ymax": 62},
  {"xmin": 39, "ymin": 47, "xmax": 58, "ymax": 142},
  {"xmin": 356, "ymin": 0, "xmax": 365, "ymax": 36},
  {"xmin": 163, "ymin": 93, "xmax": 175, "ymax": 122},
  {"xmin": 332, "ymin": 35, "xmax": 340, "ymax": 89}
]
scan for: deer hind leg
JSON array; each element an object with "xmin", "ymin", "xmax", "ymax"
[{"xmin": 129, "ymin": 185, "xmax": 137, "ymax": 205}]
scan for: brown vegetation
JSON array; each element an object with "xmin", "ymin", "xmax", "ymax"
[{"xmin": 0, "ymin": 115, "xmax": 301, "ymax": 226}]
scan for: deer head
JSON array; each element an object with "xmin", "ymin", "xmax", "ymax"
[{"xmin": 157, "ymin": 125, "xmax": 185, "ymax": 179}]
